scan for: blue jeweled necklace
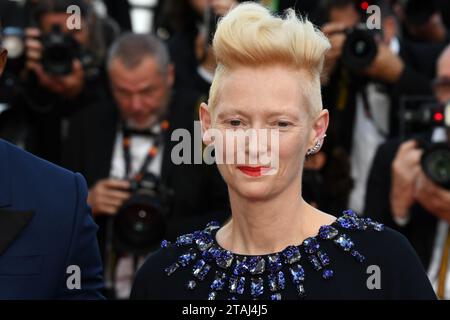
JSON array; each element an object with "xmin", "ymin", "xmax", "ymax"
[{"xmin": 160, "ymin": 210, "xmax": 384, "ymax": 300}]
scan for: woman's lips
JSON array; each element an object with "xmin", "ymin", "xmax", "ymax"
[{"xmin": 237, "ymin": 166, "xmax": 268, "ymax": 177}]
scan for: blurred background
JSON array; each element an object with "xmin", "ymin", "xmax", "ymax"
[{"xmin": 1, "ymin": 0, "xmax": 450, "ymax": 300}]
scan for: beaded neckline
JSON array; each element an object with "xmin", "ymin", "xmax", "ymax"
[{"xmin": 160, "ymin": 210, "xmax": 385, "ymax": 300}]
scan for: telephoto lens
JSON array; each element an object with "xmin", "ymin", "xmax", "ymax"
[
  {"xmin": 114, "ymin": 173, "xmax": 171, "ymax": 255},
  {"xmin": 341, "ymin": 24, "xmax": 378, "ymax": 71},
  {"xmin": 41, "ymin": 24, "xmax": 79, "ymax": 76}
]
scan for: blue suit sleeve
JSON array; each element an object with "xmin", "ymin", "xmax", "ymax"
[{"xmin": 56, "ymin": 173, "xmax": 105, "ymax": 299}]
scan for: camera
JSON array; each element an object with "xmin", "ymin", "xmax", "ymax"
[
  {"xmin": 0, "ymin": 24, "xmax": 82, "ymax": 77},
  {"xmin": 341, "ymin": 23, "xmax": 379, "ymax": 71},
  {"xmin": 401, "ymin": 99, "xmax": 450, "ymax": 189},
  {"xmin": 113, "ymin": 173, "xmax": 173, "ymax": 255},
  {"xmin": 41, "ymin": 24, "xmax": 80, "ymax": 76}
]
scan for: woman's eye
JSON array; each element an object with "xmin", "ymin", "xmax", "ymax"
[
  {"xmin": 229, "ymin": 120, "xmax": 242, "ymax": 126},
  {"xmin": 277, "ymin": 121, "xmax": 290, "ymax": 128}
]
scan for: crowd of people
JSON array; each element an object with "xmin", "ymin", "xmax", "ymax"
[{"xmin": 0, "ymin": 0, "xmax": 449, "ymax": 299}]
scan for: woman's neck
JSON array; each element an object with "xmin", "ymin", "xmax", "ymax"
[{"xmin": 216, "ymin": 185, "xmax": 335, "ymax": 256}]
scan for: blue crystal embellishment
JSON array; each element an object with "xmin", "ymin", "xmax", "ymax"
[
  {"xmin": 211, "ymin": 271, "xmax": 227, "ymax": 291},
  {"xmin": 267, "ymin": 254, "xmax": 283, "ymax": 273},
  {"xmin": 351, "ymin": 250, "xmax": 365, "ymax": 263},
  {"xmin": 268, "ymin": 271, "xmax": 286, "ymax": 292},
  {"xmin": 176, "ymin": 234, "xmax": 193, "ymax": 246},
  {"xmin": 233, "ymin": 258, "xmax": 248, "ymax": 276},
  {"xmin": 334, "ymin": 234, "xmax": 354, "ymax": 252},
  {"xmin": 289, "ymin": 264, "xmax": 305, "ymax": 283},
  {"xmin": 318, "ymin": 225, "xmax": 339, "ymax": 240},
  {"xmin": 248, "ymin": 256, "xmax": 266, "ymax": 274},
  {"xmin": 229, "ymin": 276, "xmax": 245, "ymax": 295},
  {"xmin": 164, "ymin": 215, "xmax": 384, "ymax": 300},
  {"xmin": 160, "ymin": 239, "xmax": 171, "ymax": 248},
  {"xmin": 216, "ymin": 250, "xmax": 234, "ymax": 268},
  {"xmin": 178, "ymin": 248, "xmax": 197, "ymax": 267},
  {"xmin": 303, "ymin": 237, "xmax": 320, "ymax": 254},
  {"xmin": 317, "ymin": 251, "xmax": 330, "ymax": 266},
  {"xmin": 322, "ymin": 269, "xmax": 334, "ymax": 280},
  {"xmin": 164, "ymin": 262, "xmax": 179, "ymax": 276},
  {"xmin": 187, "ymin": 280, "xmax": 197, "ymax": 290},
  {"xmin": 282, "ymin": 246, "xmax": 302, "ymax": 264},
  {"xmin": 251, "ymin": 277, "xmax": 264, "ymax": 297},
  {"xmin": 192, "ymin": 259, "xmax": 211, "ymax": 280}
]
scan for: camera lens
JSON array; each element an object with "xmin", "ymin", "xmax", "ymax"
[
  {"xmin": 41, "ymin": 25, "xmax": 78, "ymax": 76},
  {"xmin": 114, "ymin": 193, "xmax": 166, "ymax": 254},
  {"xmin": 422, "ymin": 144, "xmax": 450, "ymax": 189},
  {"xmin": 342, "ymin": 27, "xmax": 378, "ymax": 71},
  {"xmin": 353, "ymin": 39, "xmax": 370, "ymax": 57}
]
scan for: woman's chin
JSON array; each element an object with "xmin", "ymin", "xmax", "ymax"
[{"xmin": 230, "ymin": 182, "xmax": 276, "ymax": 201}]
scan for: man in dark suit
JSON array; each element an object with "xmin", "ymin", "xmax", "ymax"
[
  {"xmin": 63, "ymin": 32, "xmax": 229, "ymax": 239},
  {"xmin": 0, "ymin": 46, "xmax": 104, "ymax": 299},
  {"xmin": 62, "ymin": 33, "xmax": 229, "ymax": 298}
]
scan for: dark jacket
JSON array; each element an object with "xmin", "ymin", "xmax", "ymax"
[
  {"xmin": 0, "ymin": 139, "xmax": 104, "ymax": 299},
  {"xmin": 364, "ymin": 133, "xmax": 439, "ymax": 269}
]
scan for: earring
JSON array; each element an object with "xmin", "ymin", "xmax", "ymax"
[{"xmin": 306, "ymin": 134, "xmax": 326, "ymax": 157}]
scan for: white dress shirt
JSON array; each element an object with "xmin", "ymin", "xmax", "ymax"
[{"xmin": 109, "ymin": 121, "xmax": 164, "ymax": 299}]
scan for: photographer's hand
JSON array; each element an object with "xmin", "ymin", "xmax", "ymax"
[
  {"xmin": 25, "ymin": 28, "xmax": 61, "ymax": 92},
  {"xmin": 55, "ymin": 59, "xmax": 85, "ymax": 99},
  {"xmin": 363, "ymin": 43, "xmax": 404, "ymax": 83},
  {"xmin": 391, "ymin": 140, "xmax": 423, "ymax": 220},
  {"xmin": 415, "ymin": 171, "xmax": 450, "ymax": 224},
  {"xmin": 88, "ymin": 179, "xmax": 131, "ymax": 216},
  {"xmin": 321, "ymin": 23, "xmax": 346, "ymax": 84}
]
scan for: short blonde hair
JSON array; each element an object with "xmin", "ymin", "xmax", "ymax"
[{"xmin": 208, "ymin": 2, "xmax": 330, "ymax": 117}]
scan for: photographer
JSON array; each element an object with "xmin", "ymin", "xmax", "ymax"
[
  {"xmin": 365, "ymin": 44, "xmax": 450, "ymax": 299},
  {"xmin": 62, "ymin": 33, "xmax": 229, "ymax": 298},
  {"xmin": 319, "ymin": 0, "xmax": 447, "ymax": 213},
  {"xmin": 0, "ymin": 0, "xmax": 110, "ymax": 164},
  {"xmin": 394, "ymin": 0, "xmax": 449, "ymax": 44},
  {"xmin": 158, "ymin": 0, "xmax": 240, "ymax": 93}
]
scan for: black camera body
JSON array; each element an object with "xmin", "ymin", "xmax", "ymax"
[
  {"xmin": 401, "ymin": 100, "xmax": 450, "ymax": 189},
  {"xmin": 113, "ymin": 173, "xmax": 173, "ymax": 255},
  {"xmin": 0, "ymin": 24, "xmax": 81, "ymax": 77},
  {"xmin": 341, "ymin": 23, "xmax": 379, "ymax": 72},
  {"xmin": 41, "ymin": 24, "xmax": 80, "ymax": 76}
]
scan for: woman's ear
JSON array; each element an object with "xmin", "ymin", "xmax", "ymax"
[
  {"xmin": 199, "ymin": 102, "xmax": 213, "ymax": 145},
  {"xmin": 308, "ymin": 109, "xmax": 329, "ymax": 150}
]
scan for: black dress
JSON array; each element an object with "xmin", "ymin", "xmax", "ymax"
[{"xmin": 130, "ymin": 210, "xmax": 436, "ymax": 300}]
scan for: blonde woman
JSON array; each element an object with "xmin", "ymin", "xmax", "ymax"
[{"xmin": 131, "ymin": 2, "xmax": 435, "ymax": 300}]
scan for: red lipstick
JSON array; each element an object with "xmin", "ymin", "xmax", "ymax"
[{"xmin": 237, "ymin": 166, "xmax": 265, "ymax": 177}]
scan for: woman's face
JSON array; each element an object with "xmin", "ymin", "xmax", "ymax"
[{"xmin": 200, "ymin": 65, "xmax": 328, "ymax": 201}]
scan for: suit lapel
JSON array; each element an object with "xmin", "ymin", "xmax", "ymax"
[
  {"xmin": 0, "ymin": 209, "xmax": 35, "ymax": 256},
  {"xmin": 0, "ymin": 140, "xmax": 36, "ymax": 256}
]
